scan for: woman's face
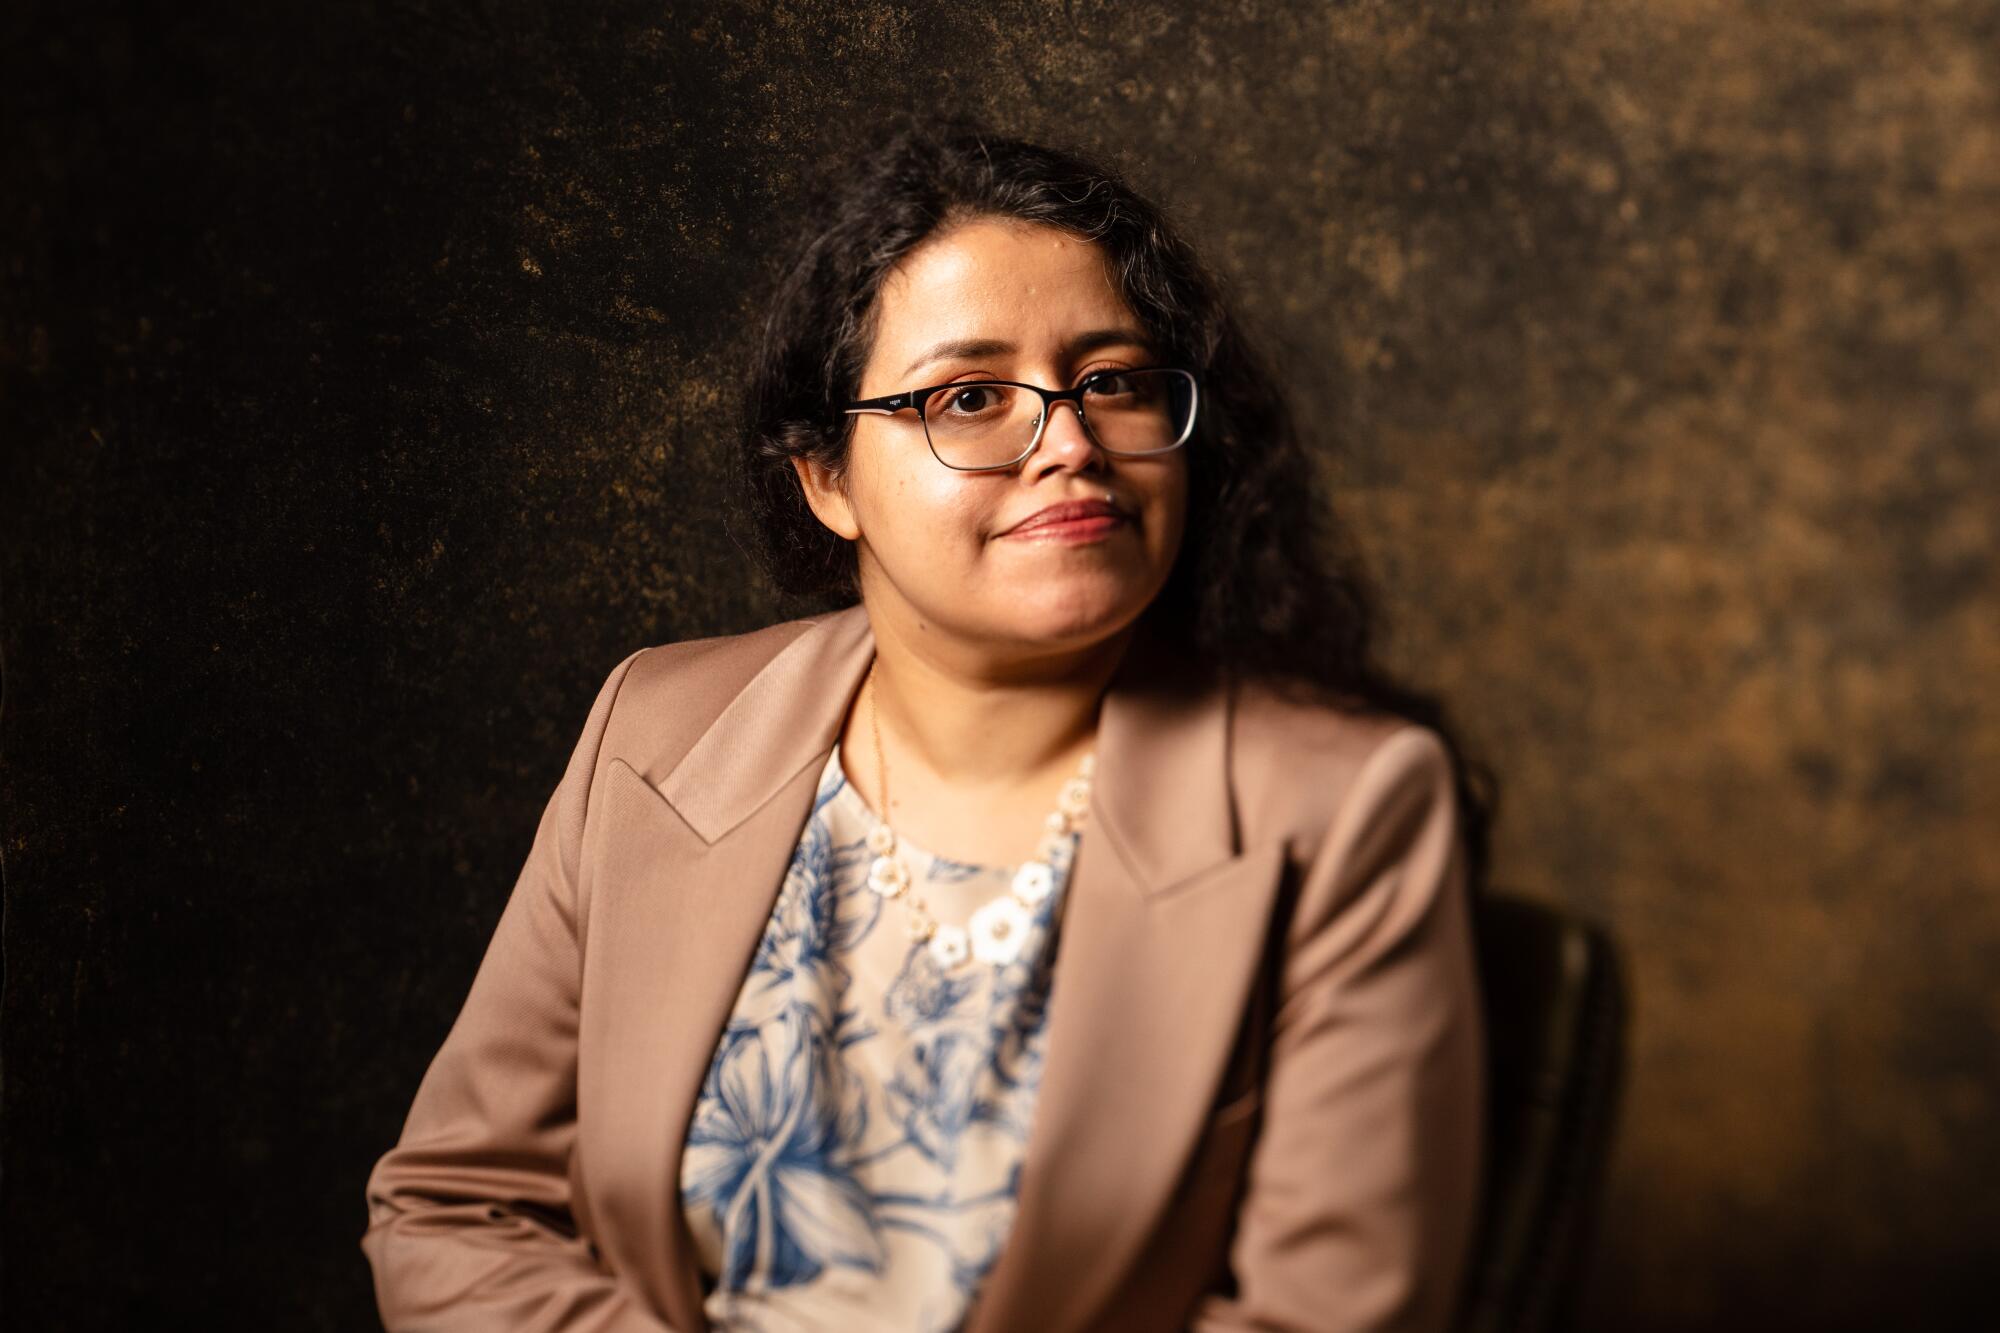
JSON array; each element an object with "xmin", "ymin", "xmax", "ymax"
[{"xmin": 795, "ymin": 216, "xmax": 1190, "ymax": 660}]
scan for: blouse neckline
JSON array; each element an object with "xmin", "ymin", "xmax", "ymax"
[{"xmin": 826, "ymin": 740, "xmax": 1014, "ymax": 878}]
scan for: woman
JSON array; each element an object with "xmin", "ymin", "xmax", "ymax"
[{"xmin": 362, "ymin": 117, "xmax": 1494, "ymax": 1333}]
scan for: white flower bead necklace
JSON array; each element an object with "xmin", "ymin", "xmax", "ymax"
[{"xmin": 863, "ymin": 664, "xmax": 1095, "ymax": 970}]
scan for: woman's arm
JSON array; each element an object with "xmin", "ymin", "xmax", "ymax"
[
  {"xmin": 1189, "ymin": 723, "xmax": 1487, "ymax": 1333},
  {"xmin": 359, "ymin": 648, "xmax": 676, "ymax": 1332}
]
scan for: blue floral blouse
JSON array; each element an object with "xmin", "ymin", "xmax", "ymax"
[{"xmin": 678, "ymin": 742, "xmax": 1079, "ymax": 1333}]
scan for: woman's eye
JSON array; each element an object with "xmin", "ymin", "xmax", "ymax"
[
  {"xmin": 1085, "ymin": 371, "xmax": 1135, "ymax": 396},
  {"xmin": 946, "ymin": 385, "xmax": 999, "ymax": 413}
]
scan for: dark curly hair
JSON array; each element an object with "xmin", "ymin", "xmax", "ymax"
[{"xmin": 731, "ymin": 113, "xmax": 1498, "ymax": 892}]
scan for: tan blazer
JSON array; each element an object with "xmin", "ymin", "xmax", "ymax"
[{"xmin": 360, "ymin": 601, "xmax": 1486, "ymax": 1332}]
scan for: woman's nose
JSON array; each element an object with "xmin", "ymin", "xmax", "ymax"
[{"xmin": 1030, "ymin": 399, "xmax": 1101, "ymax": 466}]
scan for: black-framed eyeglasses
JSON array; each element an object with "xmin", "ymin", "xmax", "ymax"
[{"xmin": 842, "ymin": 366, "xmax": 1200, "ymax": 472}]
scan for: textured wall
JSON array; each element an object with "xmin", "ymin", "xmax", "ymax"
[{"xmin": 4, "ymin": 1, "xmax": 1995, "ymax": 1328}]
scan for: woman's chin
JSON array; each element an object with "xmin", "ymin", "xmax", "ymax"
[{"xmin": 988, "ymin": 582, "xmax": 1157, "ymax": 648}]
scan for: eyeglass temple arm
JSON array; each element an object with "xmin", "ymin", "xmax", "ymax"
[{"xmin": 842, "ymin": 392, "xmax": 912, "ymax": 416}]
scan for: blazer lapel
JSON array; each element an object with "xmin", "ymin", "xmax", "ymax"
[
  {"xmin": 577, "ymin": 607, "xmax": 878, "ymax": 1328},
  {"xmin": 959, "ymin": 632, "xmax": 1287, "ymax": 1333},
  {"xmin": 578, "ymin": 604, "xmax": 1285, "ymax": 1333}
]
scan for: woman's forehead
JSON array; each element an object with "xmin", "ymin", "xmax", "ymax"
[{"xmin": 872, "ymin": 219, "xmax": 1135, "ymax": 355}]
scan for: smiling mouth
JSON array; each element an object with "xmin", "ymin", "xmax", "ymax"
[
  {"xmin": 1000, "ymin": 497, "xmax": 1133, "ymax": 537},
  {"xmin": 999, "ymin": 512, "xmax": 1130, "ymax": 543}
]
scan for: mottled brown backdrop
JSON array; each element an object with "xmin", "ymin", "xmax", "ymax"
[{"xmin": 4, "ymin": 1, "xmax": 1995, "ymax": 1328}]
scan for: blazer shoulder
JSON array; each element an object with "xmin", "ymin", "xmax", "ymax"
[
  {"xmin": 598, "ymin": 610, "xmax": 836, "ymax": 764},
  {"xmin": 624, "ymin": 611, "xmax": 829, "ymax": 687},
  {"xmin": 1230, "ymin": 680, "xmax": 1454, "ymax": 853}
]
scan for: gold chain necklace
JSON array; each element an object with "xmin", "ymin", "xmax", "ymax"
[{"xmin": 863, "ymin": 664, "xmax": 1096, "ymax": 970}]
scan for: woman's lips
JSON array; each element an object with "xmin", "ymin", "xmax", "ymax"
[{"xmin": 999, "ymin": 513, "xmax": 1129, "ymax": 543}]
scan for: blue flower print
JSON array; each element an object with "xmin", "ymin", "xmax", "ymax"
[
  {"xmin": 884, "ymin": 1028, "xmax": 993, "ymax": 1171},
  {"xmin": 884, "ymin": 938, "xmax": 977, "ymax": 1028},
  {"xmin": 986, "ymin": 895, "xmax": 1062, "ymax": 1077},
  {"xmin": 745, "ymin": 780, "xmax": 881, "ymax": 1025},
  {"xmin": 926, "ymin": 854, "xmax": 988, "ymax": 885},
  {"xmin": 681, "ymin": 1007, "xmax": 884, "ymax": 1290},
  {"xmin": 680, "ymin": 744, "xmax": 1080, "ymax": 1324}
]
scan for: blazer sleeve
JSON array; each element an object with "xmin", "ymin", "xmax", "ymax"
[
  {"xmin": 359, "ymin": 647, "xmax": 677, "ymax": 1333},
  {"xmin": 1187, "ymin": 723, "xmax": 1488, "ymax": 1333}
]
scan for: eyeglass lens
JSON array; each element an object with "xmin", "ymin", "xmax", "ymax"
[{"xmin": 920, "ymin": 369, "xmax": 1196, "ymax": 470}]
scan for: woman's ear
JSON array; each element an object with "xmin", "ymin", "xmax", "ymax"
[{"xmin": 790, "ymin": 453, "xmax": 861, "ymax": 541}]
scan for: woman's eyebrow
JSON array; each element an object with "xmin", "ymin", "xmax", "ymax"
[{"xmin": 900, "ymin": 327, "xmax": 1156, "ymax": 378}]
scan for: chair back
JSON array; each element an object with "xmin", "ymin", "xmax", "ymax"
[{"xmin": 1458, "ymin": 894, "xmax": 1627, "ymax": 1333}]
